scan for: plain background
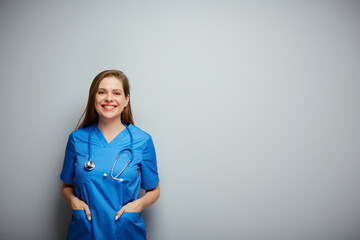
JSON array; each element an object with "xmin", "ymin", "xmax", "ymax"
[{"xmin": 0, "ymin": 1, "xmax": 359, "ymax": 239}]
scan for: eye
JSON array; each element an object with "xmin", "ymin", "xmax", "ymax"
[
  {"xmin": 114, "ymin": 92, "xmax": 121, "ymax": 95},
  {"xmin": 98, "ymin": 91, "xmax": 105, "ymax": 94}
]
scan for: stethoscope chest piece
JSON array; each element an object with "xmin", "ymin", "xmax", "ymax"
[{"xmin": 84, "ymin": 159, "xmax": 95, "ymax": 171}]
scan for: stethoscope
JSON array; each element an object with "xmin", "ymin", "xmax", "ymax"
[{"xmin": 84, "ymin": 123, "xmax": 134, "ymax": 182}]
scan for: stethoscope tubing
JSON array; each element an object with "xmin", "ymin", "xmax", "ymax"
[{"xmin": 85, "ymin": 123, "xmax": 134, "ymax": 181}]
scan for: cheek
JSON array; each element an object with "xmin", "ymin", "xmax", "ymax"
[
  {"xmin": 116, "ymin": 97, "xmax": 127, "ymax": 105},
  {"xmin": 94, "ymin": 98, "xmax": 102, "ymax": 111},
  {"xmin": 95, "ymin": 95, "xmax": 104, "ymax": 105}
]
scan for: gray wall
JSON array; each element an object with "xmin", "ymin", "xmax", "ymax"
[{"xmin": 0, "ymin": 1, "xmax": 359, "ymax": 239}]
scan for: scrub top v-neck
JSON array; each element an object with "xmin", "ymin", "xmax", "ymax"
[
  {"xmin": 60, "ymin": 123, "xmax": 159, "ymax": 240},
  {"xmin": 94, "ymin": 124, "xmax": 128, "ymax": 146}
]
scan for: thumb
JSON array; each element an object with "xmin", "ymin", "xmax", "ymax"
[
  {"xmin": 115, "ymin": 207, "xmax": 125, "ymax": 221},
  {"xmin": 83, "ymin": 205, "xmax": 92, "ymax": 221}
]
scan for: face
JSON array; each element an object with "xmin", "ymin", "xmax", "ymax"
[{"xmin": 94, "ymin": 76, "xmax": 129, "ymax": 122}]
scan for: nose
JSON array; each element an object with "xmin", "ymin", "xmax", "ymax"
[{"xmin": 105, "ymin": 93, "xmax": 114, "ymax": 102}]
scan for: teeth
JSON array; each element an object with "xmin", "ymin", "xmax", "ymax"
[{"xmin": 104, "ymin": 106, "xmax": 115, "ymax": 109}]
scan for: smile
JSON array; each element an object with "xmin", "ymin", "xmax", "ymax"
[{"xmin": 102, "ymin": 105, "xmax": 117, "ymax": 111}]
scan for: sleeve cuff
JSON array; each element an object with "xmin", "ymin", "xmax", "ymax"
[
  {"xmin": 141, "ymin": 177, "xmax": 159, "ymax": 190},
  {"xmin": 60, "ymin": 173, "xmax": 73, "ymax": 183}
]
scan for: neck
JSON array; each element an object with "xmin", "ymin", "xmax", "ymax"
[{"xmin": 97, "ymin": 117, "xmax": 125, "ymax": 134}]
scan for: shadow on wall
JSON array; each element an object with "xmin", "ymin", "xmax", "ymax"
[
  {"xmin": 138, "ymin": 189, "xmax": 156, "ymax": 239},
  {"xmin": 54, "ymin": 187, "xmax": 71, "ymax": 240}
]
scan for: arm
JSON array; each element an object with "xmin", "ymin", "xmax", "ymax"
[
  {"xmin": 62, "ymin": 182, "xmax": 92, "ymax": 221},
  {"xmin": 115, "ymin": 183, "xmax": 160, "ymax": 220}
]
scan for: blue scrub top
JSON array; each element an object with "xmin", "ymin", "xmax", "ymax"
[{"xmin": 60, "ymin": 123, "xmax": 159, "ymax": 240}]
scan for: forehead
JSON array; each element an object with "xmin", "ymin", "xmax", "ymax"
[{"xmin": 98, "ymin": 76, "xmax": 123, "ymax": 90}]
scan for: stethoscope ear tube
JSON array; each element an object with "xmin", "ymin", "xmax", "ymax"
[{"xmin": 112, "ymin": 149, "xmax": 133, "ymax": 177}]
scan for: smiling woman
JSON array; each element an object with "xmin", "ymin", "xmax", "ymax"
[
  {"xmin": 76, "ymin": 70, "xmax": 134, "ymax": 130},
  {"xmin": 60, "ymin": 70, "xmax": 160, "ymax": 240},
  {"xmin": 94, "ymin": 76, "xmax": 130, "ymax": 142}
]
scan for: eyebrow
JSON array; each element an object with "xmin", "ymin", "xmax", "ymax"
[{"xmin": 98, "ymin": 88, "xmax": 122, "ymax": 91}]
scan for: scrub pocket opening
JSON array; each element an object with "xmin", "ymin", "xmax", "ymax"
[
  {"xmin": 67, "ymin": 210, "xmax": 91, "ymax": 240},
  {"xmin": 116, "ymin": 212, "xmax": 147, "ymax": 240},
  {"xmin": 122, "ymin": 212, "xmax": 140, "ymax": 219}
]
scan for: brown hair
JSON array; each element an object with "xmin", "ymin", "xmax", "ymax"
[{"xmin": 75, "ymin": 70, "xmax": 134, "ymax": 130}]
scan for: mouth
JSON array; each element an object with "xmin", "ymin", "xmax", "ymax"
[{"xmin": 102, "ymin": 105, "xmax": 117, "ymax": 111}]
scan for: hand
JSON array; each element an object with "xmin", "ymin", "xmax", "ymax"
[
  {"xmin": 115, "ymin": 200, "xmax": 143, "ymax": 220},
  {"xmin": 71, "ymin": 197, "xmax": 92, "ymax": 221}
]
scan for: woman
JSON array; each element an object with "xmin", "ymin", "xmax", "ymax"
[{"xmin": 60, "ymin": 70, "xmax": 160, "ymax": 240}]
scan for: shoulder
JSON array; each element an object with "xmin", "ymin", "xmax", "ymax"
[
  {"xmin": 128, "ymin": 124, "xmax": 153, "ymax": 142},
  {"xmin": 68, "ymin": 124, "xmax": 95, "ymax": 142}
]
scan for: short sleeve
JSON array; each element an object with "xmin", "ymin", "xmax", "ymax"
[
  {"xmin": 60, "ymin": 132, "xmax": 77, "ymax": 183},
  {"xmin": 140, "ymin": 136, "xmax": 160, "ymax": 190}
]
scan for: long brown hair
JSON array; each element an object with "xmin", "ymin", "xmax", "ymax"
[{"xmin": 75, "ymin": 70, "xmax": 134, "ymax": 130}]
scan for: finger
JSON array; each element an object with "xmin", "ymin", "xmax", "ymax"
[
  {"xmin": 83, "ymin": 204, "xmax": 92, "ymax": 221},
  {"xmin": 115, "ymin": 207, "xmax": 125, "ymax": 221}
]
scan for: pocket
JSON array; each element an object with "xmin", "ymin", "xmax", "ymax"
[
  {"xmin": 66, "ymin": 210, "xmax": 91, "ymax": 240},
  {"xmin": 122, "ymin": 212, "xmax": 141, "ymax": 220},
  {"xmin": 116, "ymin": 212, "xmax": 147, "ymax": 240}
]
